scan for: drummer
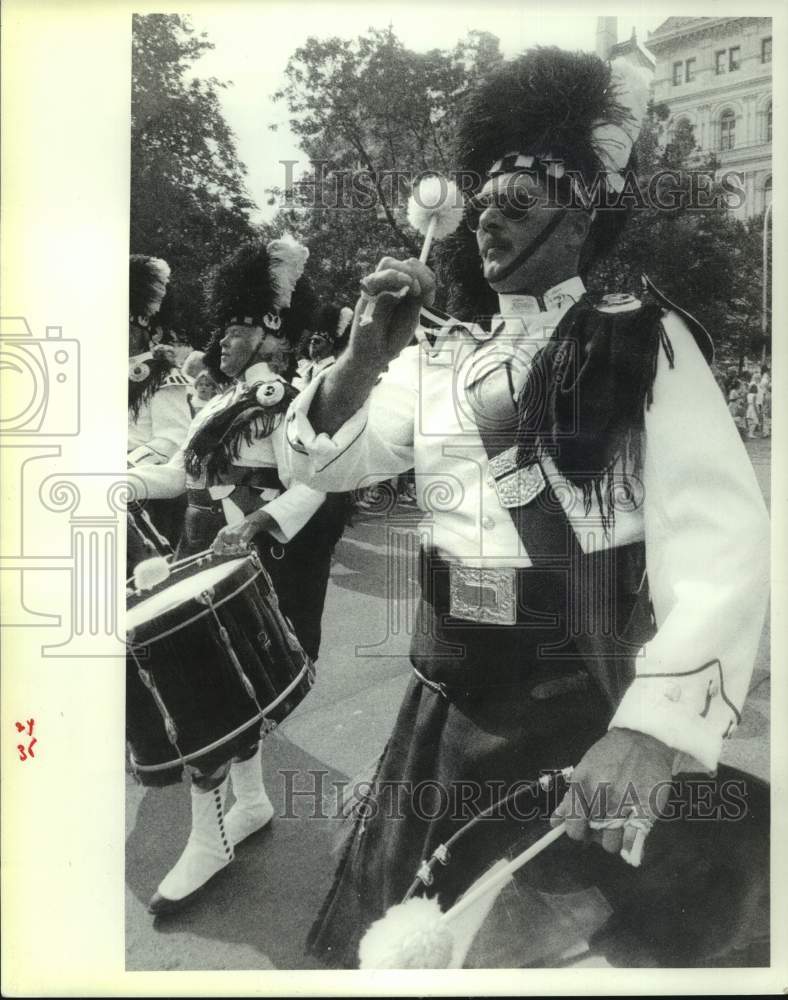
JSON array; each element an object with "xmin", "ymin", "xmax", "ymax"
[
  {"xmin": 127, "ymin": 255, "xmax": 192, "ymax": 564},
  {"xmin": 128, "ymin": 237, "xmax": 344, "ymax": 915},
  {"xmin": 282, "ymin": 48, "xmax": 770, "ymax": 966},
  {"xmin": 293, "ymin": 303, "xmax": 354, "ymax": 390}
]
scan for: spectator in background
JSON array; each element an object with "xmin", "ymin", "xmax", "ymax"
[
  {"xmin": 756, "ymin": 367, "xmax": 770, "ymax": 435},
  {"xmin": 181, "ymin": 349, "xmax": 219, "ymax": 415},
  {"xmin": 746, "ymin": 383, "xmax": 760, "ymax": 439},
  {"xmin": 188, "ymin": 370, "xmax": 219, "ymax": 416},
  {"xmin": 761, "ymin": 383, "xmax": 771, "ymax": 439},
  {"xmin": 728, "ymin": 382, "xmax": 747, "ymax": 441}
]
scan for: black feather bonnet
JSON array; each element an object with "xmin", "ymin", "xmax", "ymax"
[{"xmin": 129, "ymin": 255, "xmax": 171, "ymax": 321}]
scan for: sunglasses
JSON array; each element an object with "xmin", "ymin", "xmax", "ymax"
[{"xmin": 464, "ymin": 188, "xmax": 538, "ymax": 231}]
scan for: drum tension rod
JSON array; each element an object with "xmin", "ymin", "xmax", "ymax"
[
  {"xmin": 129, "ymin": 648, "xmax": 186, "ymax": 765},
  {"xmin": 406, "ymin": 767, "xmax": 574, "ymax": 900},
  {"xmin": 203, "ymin": 591, "xmax": 265, "ymax": 715}
]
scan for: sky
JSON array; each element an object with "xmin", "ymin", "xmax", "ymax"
[{"xmin": 185, "ymin": 5, "xmax": 665, "ymax": 221}]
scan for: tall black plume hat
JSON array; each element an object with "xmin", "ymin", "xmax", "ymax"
[
  {"xmin": 129, "ymin": 255, "xmax": 171, "ymax": 323},
  {"xmin": 441, "ymin": 47, "xmax": 651, "ymax": 319}
]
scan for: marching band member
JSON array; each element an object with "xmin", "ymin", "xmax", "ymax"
[
  {"xmin": 283, "ymin": 48, "xmax": 770, "ymax": 966},
  {"xmin": 127, "ymin": 255, "xmax": 192, "ymax": 567},
  {"xmin": 128, "ymin": 255, "xmax": 192, "ymax": 467},
  {"xmin": 293, "ymin": 304, "xmax": 354, "ymax": 390},
  {"xmin": 128, "ymin": 238, "xmax": 346, "ymax": 915}
]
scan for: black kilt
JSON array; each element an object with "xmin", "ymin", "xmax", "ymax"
[{"xmin": 306, "ymin": 554, "xmax": 769, "ymax": 969}]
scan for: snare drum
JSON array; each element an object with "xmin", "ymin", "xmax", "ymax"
[
  {"xmin": 126, "ymin": 550, "xmax": 314, "ymax": 786},
  {"xmin": 400, "ymin": 766, "xmax": 769, "ymax": 968}
]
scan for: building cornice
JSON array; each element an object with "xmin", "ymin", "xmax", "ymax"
[
  {"xmin": 656, "ymin": 72, "xmax": 772, "ymax": 108},
  {"xmin": 646, "ymin": 17, "xmax": 770, "ymax": 54}
]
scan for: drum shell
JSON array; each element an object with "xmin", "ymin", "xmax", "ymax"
[
  {"xmin": 126, "ymin": 555, "xmax": 313, "ymax": 786},
  {"xmin": 411, "ymin": 767, "xmax": 770, "ymax": 968}
]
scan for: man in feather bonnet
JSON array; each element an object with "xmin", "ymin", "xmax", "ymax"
[
  {"xmin": 126, "ymin": 237, "xmax": 347, "ymax": 915},
  {"xmin": 283, "ymin": 46, "xmax": 770, "ymax": 967},
  {"xmin": 293, "ymin": 303, "xmax": 354, "ymax": 390},
  {"xmin": 127, "ymin": 255, "xmax": 192, "ymax": 566}
]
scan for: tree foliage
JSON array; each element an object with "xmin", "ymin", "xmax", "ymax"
[
  {"xmin": 588, "ymin": 103, "xmax": 768, "ymax": 367},
  {"xmin": 269, "ymin": 27, "xmax": 502, "ymax": 305},
  {"xmin": 131, "ymin": 13, "xmax": 259, "ymax": 344}
]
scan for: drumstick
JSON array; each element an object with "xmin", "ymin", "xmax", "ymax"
[
  {"xmin": 442, "ymin": 822, "xmax": 566, "ymax": 926},
  {"xmin": 359, "ymin": 822, "xmax": 567, "ymax": 969},
  {"xmin": 358, "ymin": 176, "xmax": 464, "ymax": 341}
]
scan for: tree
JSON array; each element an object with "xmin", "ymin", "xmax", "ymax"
[
  {"xmin": 587, "ymin": 103, "xmax": 764, "ymax": 368},
  {"xmin": 269, "ymin": 28, "xmax": 503, "ymax": 304},
  {"xmin": 131, "ymin": 14, "xmax": 258, "ymax": 344}
]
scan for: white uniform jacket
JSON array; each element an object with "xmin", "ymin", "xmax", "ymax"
[
  {"xmin": 293, "ymin": 355, "xmax": 336, "ymax": 392},
  {"xmin": 282, "ymin": 277, "xmax": 770, "ymax": 773},
  {"xmin": 128, "ymin": 352, "xmax": 193, "ymax": 466},
  {"xmin": 130, "ymin": 362, "xmax": 326, "ymax": 544}
]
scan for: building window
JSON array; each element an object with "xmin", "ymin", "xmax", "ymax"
[
  {"xmin": 673, "ymin": 61, "xmax": 683, "ymax": 85},
  {"xmin": 720, "ymin": 110, "xmax": 736, "ymax": 151},
  {"xmin": 715, "ymin": 50, "xmax": 726, "ymax": 74},
  {"xmin": 729, "ymin": 46, "xmax": 741, "ymax": 72},
  {"xmin": 762, "ymin": 37, "xmax": 772, "ymax": 63},
  {"xmin": 766, "ymin": 102, "xmax": 772, "ymax": 143},
  {"xmin": 685, "ymin": 58, "xmax": 696, "ymax": 83},
  {"xmin": 763, "ymin": 177, "xmax": 772, "ymax": 212}
]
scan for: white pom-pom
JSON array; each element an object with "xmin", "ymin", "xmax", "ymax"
[
  {"xmin": 268, "ymin": 233, "xmax": 310, "ymax": 309},
  {"xmin": 133, "ymin": 556, "xmax": 171, "ymax": 592},
  {"xmin": 407, "ymin": 177, "xmax": 465, "ymax": 241},
  {"xmin": 358, "ymin": 896, "xmax": 453, "ymax": 969}
]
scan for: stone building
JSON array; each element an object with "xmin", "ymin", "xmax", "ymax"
[{"xmin": 645, "ymin": 17, "xmax": 772, "ymax": 219}]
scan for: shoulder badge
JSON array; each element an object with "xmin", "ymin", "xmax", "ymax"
[
  {"xmin": 128, "ymin": 360, "xmax": 150, "ymax": 383},
  {"xmin": 596, "ymin": 293, "xmax": 642, "ymax": 315},
  {"xmin": 641, "ymin": 274, "xmax": 714, "ymax": 364}
]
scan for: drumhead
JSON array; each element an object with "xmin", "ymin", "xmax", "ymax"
[{"xmin": 126, "ymin": 557, "xmax": 249, "ymax": 631}]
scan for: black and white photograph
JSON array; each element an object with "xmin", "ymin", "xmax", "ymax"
[{"xmin": 1, "ymin": 2, "xmax": 784, "ymax": 994}]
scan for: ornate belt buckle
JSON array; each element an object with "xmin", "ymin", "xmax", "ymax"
[
  {"xmin": 487, "ymin": 446, "xmax": 546, "ymax": 509},
  {"xmin": 449, "ymin": 565, "xmax": 517, "ymax": 625}
]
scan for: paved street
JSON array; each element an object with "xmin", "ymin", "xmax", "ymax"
[{"xmin": 125, "ymin": 439, "xmax": 771, "ymax": 971}]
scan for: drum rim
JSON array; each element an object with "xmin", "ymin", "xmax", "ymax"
[
  {"xmin": 128, "ymin": 660, "xmax": 312, "ymax": 773},
  {"xmin": 126, "ymin": 569, "xmax": 263, "ymax": 646}
]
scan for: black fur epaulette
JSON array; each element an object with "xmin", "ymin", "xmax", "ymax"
[
  {"xmin": 128, "ymin": 354, "xmax": 178, "ymax": 421},
  {"xmin": 516, "ymin": 277, "xmax": 713, "ymax": 525},
  {"xmin": 184, "ymin": 379, "xmax": 298, "ymax": 481}
]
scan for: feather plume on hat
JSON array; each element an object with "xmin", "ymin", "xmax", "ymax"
[
  {"xmin": 313, "ymin": 304, "xmax": 354, "ymax": 345},
  {"xmin": 443, "ymin": 47, "xmax": 650, "ymax": 321},
  {"xmin": 129, "ymin": 255, "xmax": 171, "ymax": 320},
  {"xmin": 268, "ymin": 234, "xmax": 310, "ymax": 310},
  {"xmin": 279, "ymin": 273, "xmax": 319, "ymax": 349},
  {"xmin": 208, "ymin": 242, "xmax": 278, "ymax": 329},
  {"xmin": 455, "ymin": 47, "xmax": 640, "ymax": 194}
]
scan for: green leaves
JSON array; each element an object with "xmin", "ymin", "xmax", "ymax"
[
  {"xmin": 270, "ymin": 27, "xmax": 503, "ymax": 306},
  {"xmin": 131, "ymin": 14, "xmax": 257, "ymax": 344}
]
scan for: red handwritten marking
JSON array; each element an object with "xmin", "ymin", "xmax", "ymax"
[{"xmin": 15, "ymin": 718, "xmax": 36, "ymax": 761}]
